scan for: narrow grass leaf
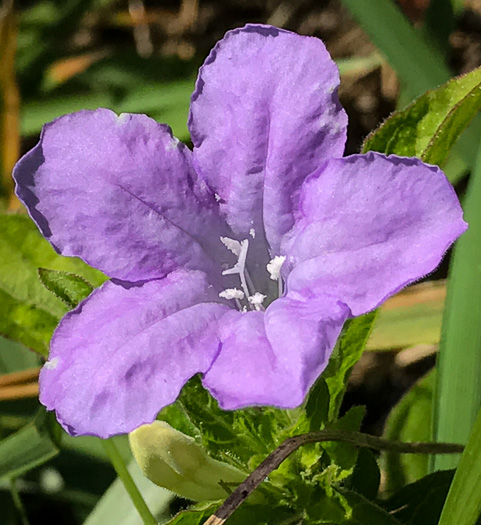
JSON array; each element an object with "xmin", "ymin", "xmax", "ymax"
[
  {"xmin": 341, "ymin": 0, "xmax": 449, "ymax": 98},
  {"xmin": 0, "ymin": 409, "xmax": 60, "ymax": 479},
  {"xmin": 84, "ymin": 458, "xmax": 172, "ymax": 525},
  {"xmin": 432, "ymin": 140, "xmax": 481, "ymax": 471},
  {"xmin": 438, "ymin": 408, "xmax": 481, "ymax": 525}
]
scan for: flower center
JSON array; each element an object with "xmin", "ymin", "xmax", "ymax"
[{"xmin": 218, "ymin": 236, "xmax": 285, "ymax": 312}]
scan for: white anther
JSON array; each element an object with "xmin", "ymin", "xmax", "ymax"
[
  {"xmin": 220, "ymin": 236, "xmax": 242, "ymax": 256},
  {"xmin": 267, "ymin": 255, "xmax": 286, "ymax": 281},
  {"xmin": 219, "ymin": 288, "xmax": 245, "ymax": 300},
  {"xmin": 214, "ymin": 193, "xmax": 221, "ymax": 202},
  {"xmin": 249, "ymin": 228, "xmax": 256, "ymax": 238},
  {"xmin": 248, "ymin": 292, "xmax": 266, "ymax": 311}
]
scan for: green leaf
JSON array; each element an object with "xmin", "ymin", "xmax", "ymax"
[
  {"xmin": 0, "ymin": 408, "xmax": 60, "ymax": 479},
  {"xmin": 383, "ymin": 470, "xmax": 454, "ymax": 525},
  {"xmin": 348, "ymin": 448, "xmax": 381, "ymax": 501},
  {"xmin": 0, "ymin": 287, "xmax": 57, "ymax": 357},
  {"xmin": 382, "ymin": 370, "xmax": 434, "ymax": 494},
  {"xmin": 323, "ymin": 406, "xmax": 365, "ymax": 477},
  {"xmin": 166, "ymin": 502, "xmax": 218, "ymax": 525},
  {"xmin": 341, "ymin": 490, "xmax": 403, "ymax": 525},
  {"xmin": 342, "ymin": 0, "xmax": 481, "ymax": 175},
  {"xmin": 38, "ymin": 268, "xmax": 93, "ymax": 308},
  {"xmin": 0, "ymin": 336, "xmax": 40, "ymax": 374},
  {"xmin": 0, "ymin": 214, "xmax": 105, "ymax": 355},
  {"xmin": 303, "ymin": 378, "xmax": 330, "ymax": 432},
  {"xmin": 175, "ymin": 376, "xmax": 300, "ymax": 468},
  {"xmin": 324, "ymin": 312, "xmax": 377, "ymax": 420},
  {"xmin": 166, "ymin": 502, "xmax": 297, "ymax": 525},
  {"xmin": 438, "ymin": 408, "xmax": 481, "ymax": 525},
  {"xmin": 307, "ymin": 488, "xmax": 351, "ymax": 523},
  {"xmin": 363, "ymin": 66, "xmax": 481, "ymax": 168}
]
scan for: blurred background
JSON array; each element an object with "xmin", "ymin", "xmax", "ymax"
[{"xmin": 1, "ymin": 0, "xmax": 481, "ymax": 523}]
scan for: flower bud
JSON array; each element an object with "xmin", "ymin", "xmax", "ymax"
[{"xmin": 129, "ymin": 421, "xmax": 246, "ymax": 501}]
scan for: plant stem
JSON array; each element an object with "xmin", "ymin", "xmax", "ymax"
[
  {"xmin": 102, "ymin": 439, "xmax": 157, "ymax": 525},
  {"xmin": 204, "ymin": 429, "xmax": 464, "ymax": 525},
  {"xmin": 10, "ymin": 477, "xmax": 30, "ymax": 525}
]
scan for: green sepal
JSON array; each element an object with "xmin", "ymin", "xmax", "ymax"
[
  {"xmin": 38, "ymin": 267, "xmax": 94, "ymax": 308},
  {"xmin": 363, "ymin": 65, "xmax": 481, "ymax": 169}
]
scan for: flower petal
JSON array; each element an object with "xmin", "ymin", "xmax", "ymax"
[
  {"xmin": 202, "ymin": 295, "xmax": 349, "ymax": 409},
  {"xmin": 39, "ymin": 270, "xmax": 230, "ymax": 437},
  {"xmin": 284, "ymin": 153, "xmax": 468, "ymax": 316},
  {"xmin": 14, "ymin": 109, "xmax": 227, "ymax": 282},
  {"xmin": 189, "ymin": 24, "xmax": 347, "ymax": 260}
]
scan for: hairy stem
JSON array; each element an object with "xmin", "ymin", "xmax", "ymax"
[{"xmin": 204, "ymin": 429, "xmax": 464, "ymax": 525}]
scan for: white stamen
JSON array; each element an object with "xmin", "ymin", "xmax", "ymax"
[
  {"xmin": 222, "ymin": 239, "xmax": 251, "ymax": 300},
  {"xmin": 248, "ymin": 292, "xmax": 266, "ymax": 311},
  {"xmin": 267, "ymin": 255, "xmax": 286, "ymax": 281},
  {"xmin": 219, "ymin": 288, "xmax": 245, "ymax": 300},
  {"xmin": 214, "ymin": 193, "xmax": 221, "ymax": 202},
  {"xmin": 222, "ymin": 239, "xmax": 248, "ymax": 276},
  {"xmin": 44, "ymin": 357, "xmax": 59, "ymax": 370},
  {"xmin": 220, "ymin": 236, "xmax": 241, "ymax": 256},
  {"xmin": 249, "ymin": 228, "xmax": 256, "ymax": 238}
]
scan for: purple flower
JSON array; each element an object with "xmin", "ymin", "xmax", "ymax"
[{"xmin": 14, "ymin": 25, "xmax": 466, "ymax": 438}]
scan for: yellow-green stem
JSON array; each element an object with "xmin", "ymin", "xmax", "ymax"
[{"xmin": 102, "ymin": 439, "xmax": 157, "ymax": 525}]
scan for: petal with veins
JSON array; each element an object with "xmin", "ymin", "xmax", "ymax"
[
  {"xmin": 190, "ymin": 24, "xmax": 347, "ymax": 260},
  {"xmin": 14, "ymin": 109, "xmax": 228, "ymax": 282},
  {"xmin": 203, "ymin": 294, "xmax": 349, "ymax": 409},
  {"xmin": 284, "ymin": 153, "xmax": 467, "ymax": 316},
  {"xmin": 40, "ymin": 270, "xmax": 230, "ymax": 437}
]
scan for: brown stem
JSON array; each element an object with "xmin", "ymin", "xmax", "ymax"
[{"xmin": 204, "ymin": 429, "xmax": 464, "ymax": 525}]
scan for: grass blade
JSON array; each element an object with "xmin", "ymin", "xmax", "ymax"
[
  {"xmin": 341, "ymin": 0, "xmax": 481, "ymax": 171},
  {"xmin": 438, "ymin": 408, "xmax": 481, "ymax": 525},
  {"xmin": 432, "ymin": 140, "xmax": 481, "ymax": 471}
]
